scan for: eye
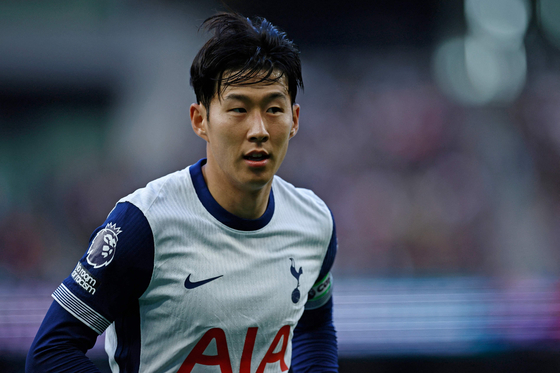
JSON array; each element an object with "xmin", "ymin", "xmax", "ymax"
[
  {"xmin": 267, "ymin": 107, "xmax": 283, "ymax": 114},
  {"xmin": 231, "ymin": 108, "xmax": 246, "ymax": 113}
]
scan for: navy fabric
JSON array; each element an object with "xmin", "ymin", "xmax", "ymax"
[
  {"xmin": 60, "ymin": 202, "xmax": 154, "ymax": 325},
  {"xmin": 26, "ymin": 301, "xmax": 101, "ymax": 373},
  {"xmin": 190, "ymin": 158, "xmax": 275, "ymax": 231},
  {"xmin": 113, "ymin": 303, "xmax": 143, "ymax": 373},
  {"xmin": 26, "ymin": 202, "xmax": 154, "ymax": 372},
  {"xmin": 291, "ymin": 297, "xmax": 338, "ymax": 372}
]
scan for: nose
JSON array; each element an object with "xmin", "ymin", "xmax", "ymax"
[{"xmin": 247, "ymin": 112, "xmax": 269, "ymax": 143}]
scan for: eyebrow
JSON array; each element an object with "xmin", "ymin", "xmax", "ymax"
[{"xmin": 223, "ymin": 92, "xmax": 289, "ymax": 104}]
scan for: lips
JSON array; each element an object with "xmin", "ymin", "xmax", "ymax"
[
  {"xmin": 243, "ymin": 150, "xmax": 270, "ymax": 167},
  {"xmin": 243, "ymin": 150, "xmax": 270, "ymax": 161}
]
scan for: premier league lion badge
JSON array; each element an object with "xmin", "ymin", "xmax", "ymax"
[{"xmin": 86, "ymin": 222, "xmax": 122, "ymax": 269}]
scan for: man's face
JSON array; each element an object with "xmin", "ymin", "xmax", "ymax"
[{"xmin": 190, "ymin": 73, "xmax": 299, "ymax": 193}]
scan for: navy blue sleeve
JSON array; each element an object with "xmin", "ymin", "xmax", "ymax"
[
  {"xmin": 291, "ymin": 213, "xmax": 338, "ymax": 372},
  {"xmin": 26, "ymin": 202, "xmax": 154, "ymax": 372},
  {"xmin": 26, "ymin": 301, "xmax": 101, "ymax": 373},
  {"xmin": 54, "ymin": 202, "xmax": 154, "ymax": 330},
  {"xmin": 291, "ymin": 298, "xmax": 338, "ymax": 372}
]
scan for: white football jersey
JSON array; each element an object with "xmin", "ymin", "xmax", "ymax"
[{"xmin": 53, "ymin": 159, "xmax": 335, "ymax": 373}]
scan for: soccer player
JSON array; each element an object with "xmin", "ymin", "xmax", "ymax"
[{"xmin": 26, "ymin": 12, "xmax": 338, "ymax": 373}]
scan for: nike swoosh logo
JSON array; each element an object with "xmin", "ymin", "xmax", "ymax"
[{"xmin": 184, "ymin": 274, "xmax": 223, "ymax": 289}]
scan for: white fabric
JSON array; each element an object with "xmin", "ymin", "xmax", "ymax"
[{"xmin": 104, "ymin": 166, "xmax": 332, "ymax": 373}]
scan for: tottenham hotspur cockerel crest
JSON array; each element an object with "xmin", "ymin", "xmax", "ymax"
[{"xmin": 86, "ymin": 222, "xmax": 122, "ymax": 269}]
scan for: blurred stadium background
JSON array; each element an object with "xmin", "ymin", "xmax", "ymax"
[{"xmin": 2, "ymin": 0, "xmax": 560, "ymax": 371}]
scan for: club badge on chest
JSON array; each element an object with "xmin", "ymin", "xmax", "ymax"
[{"xmin": 289, "ymin": 258, "xmax": 303, "ymax": 303}]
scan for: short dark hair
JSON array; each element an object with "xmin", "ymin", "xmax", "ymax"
[{"xmin": 190, "ymin": 12, "xmax": 303, "ymax": 111}]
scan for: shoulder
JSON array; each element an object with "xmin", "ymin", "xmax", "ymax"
[
  {"xmin": 272, "ymin": 176, "xmax": 330, "ymax": 216},
  {"xmin": 118, "ymin": 167, "xmax": 192, "ymax": 214},
  {"xmin": 273, "ymin": 175, "xmax": 330, "ymax": 212},
  {"xmin": 272, "ymin": 175, "xmax": 333, "ymax": 228}
]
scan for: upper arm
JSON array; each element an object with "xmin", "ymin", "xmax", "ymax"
[
  {"xmin": 305, "ymin": 211, "xmax": 337, "ymax": 311},
  {"xmin": 26, "ymin": 202, "xmax": 155, "ymax": 372},
  {"xmin": 52, "ymin": 201, "xmax": 155, "ymax": 335},
  {"xmin": 291, "ymin": 214, "xmax": 339, "ymax": 371}
]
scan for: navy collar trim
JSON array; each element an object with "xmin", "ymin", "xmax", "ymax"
[{"xmin": 189, "ymin": 158, "xmax": 274, "ymax": 231}]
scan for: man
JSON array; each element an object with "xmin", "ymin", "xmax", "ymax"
[{"xmin": 26, "ymin": 12, "xmax": 338, "ymax": 373}]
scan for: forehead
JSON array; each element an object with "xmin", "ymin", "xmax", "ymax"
[{"xmin": 218, "ymin": 70, "xmax": 290, "ymax": 99}]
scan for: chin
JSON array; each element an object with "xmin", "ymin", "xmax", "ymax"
[{"xmin": 243, "ymin": 175, "xmax": 273, "ymax": 191}]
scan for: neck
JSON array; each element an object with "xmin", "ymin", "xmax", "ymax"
[{"xmin": 201, "ymin": 163, "xmax": 271, "ymax": 220}]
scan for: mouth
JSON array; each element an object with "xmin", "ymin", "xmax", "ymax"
[{"xmin": 243, "ymin": 151, "xmax": 270, "ymax": 167}]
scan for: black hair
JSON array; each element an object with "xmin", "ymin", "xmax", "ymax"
[{"xmin": 190, "ymin": 12, "xmax": 303, "ymax": 111}]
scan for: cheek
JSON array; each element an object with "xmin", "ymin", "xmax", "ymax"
[
  {"xmin": 208, "ymin": 123, "xmax": 237, "ymax": 146},
  {"xmin": 270, "ymin": 116, "xmax": 293, "ymax": 135},
  {"xmin": 274, "ymin": 123, "xmax": 294, "ymax": 143},
  {"xmin": 271, "ymin": 132, "xmax": 292, "ymax": 156}
]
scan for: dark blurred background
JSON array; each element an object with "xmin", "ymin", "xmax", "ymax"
[{"xmin": 2, "ymin": 0, "xmax": 560, "ymax": 372}]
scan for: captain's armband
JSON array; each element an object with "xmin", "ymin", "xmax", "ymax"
[{"xmin": 305, "ymin": 272, "xmax": 333, "ymax": 310}]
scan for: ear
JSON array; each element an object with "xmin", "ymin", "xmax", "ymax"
[
  {"xmin": 289, "ymin": 104, "xmax": 300, "ymax": 139},
  {"xmin": 190, "ymin": 103, "xmax": 209, "ymax": 142}
]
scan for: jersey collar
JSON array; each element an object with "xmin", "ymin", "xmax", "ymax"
[{"xmin": 189, "ymin": 158, "xmax": 275, "ymax": 231}]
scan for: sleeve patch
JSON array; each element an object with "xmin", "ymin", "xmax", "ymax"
[
  {"xmin": 71, "ymin": 262, "xmax": 99, "ymax": 295},
  {"xmin": 52, "ymin": 283, "xmax": 111, "ymax": 335},
  {"xmin": 86, "ymin": 222, "xmax": 122, "ymax": 269},
  {"xmin": 305, "ymin": 272, "xmax": 333, "ymax": 310}
]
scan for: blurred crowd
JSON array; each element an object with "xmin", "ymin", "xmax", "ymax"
[
  {"xmin": 1, "ymin": 4, "xmax": 560, "ymax": 284},
  {"xmin": 284, "ymin": 49, "xmax": 560, "ymax": 277}
]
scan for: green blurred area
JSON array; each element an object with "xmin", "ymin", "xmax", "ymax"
[
  {"xmin": 0, "ymin": 105, "xmax": 108, "ymax": 209},
  {"xmin": 0, "ymin": 0, "xmax": 113, "ymax": 25}
]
